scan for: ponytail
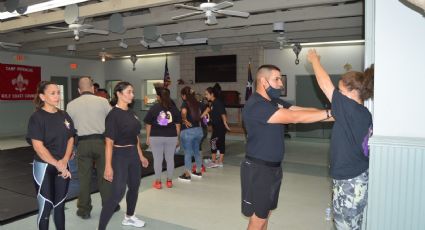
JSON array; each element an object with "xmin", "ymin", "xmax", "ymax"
[{"xmin": 33, "ymin": 81, "xmax": 56, "ymax": 110}]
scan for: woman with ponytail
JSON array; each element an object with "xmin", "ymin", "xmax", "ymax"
[
  {"xmin": 201, "ymin": 87, "xmax": 231, "ymax": 168},
  {"xmin": 144, "ymin": 87, "xmax": 181, "ymax": 189},
  {"xmin": 27, "ymin": 81, "xmax": 76, "ymax": 230},
  {"xmin": 178, "ymin": 87, "xmax": 204, "ymax": 181},
  {"xmin": 308, "ymin": 49, "xmax": 374, "ymax": 230},
  {"xmin": 99, "ymin": 81, "xmax": 149, "ymax": 229}
]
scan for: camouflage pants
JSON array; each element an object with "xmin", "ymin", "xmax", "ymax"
[{"xmin": 332, "ymin": 170, "xmax": 368, "ymax": 230}]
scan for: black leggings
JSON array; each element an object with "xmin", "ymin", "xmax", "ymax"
[
  {"xmin": 210, "ymin": 125, "xmax": 226, "ymax": 154},
  {"xmin": 98, "ymin": 146, "xmax": 141, "ymax": 230},
  {"xmin": 33, "ymin": 160, "xmax": 70, "ymax": 230}
]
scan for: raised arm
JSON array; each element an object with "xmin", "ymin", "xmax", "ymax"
[
  {"xmin": 307, "ymin": 49, "xmax": 335, "ymax": 102},
  {"xmin": 268, "ymin": 108, "xmax": 330, "ymax": 124},
  {"xmin": 289, "ymin": 105, "xmax": 334, "ymax": 122}
]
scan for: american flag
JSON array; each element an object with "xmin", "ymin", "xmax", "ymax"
[
  {"xmin": 245, "ymin": 60, "xmax": 253, "ymax": 101},
  {"xmin": 163, "ymin": 56, "xmax": 171, "ymax": 88}
]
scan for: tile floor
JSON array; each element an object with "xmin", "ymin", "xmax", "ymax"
[{"xmin": 1, "ymin": 136, "xmax": 335, "ymax": 230}]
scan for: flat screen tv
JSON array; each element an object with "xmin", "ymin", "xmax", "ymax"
[{"xmin": 195, "ymin": 55, "xmax": 237, "ymax": 83}]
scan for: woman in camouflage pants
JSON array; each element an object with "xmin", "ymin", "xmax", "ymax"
[{"xmin": 308, "ymin": 50, "xmax": 374, "ymax": 229}]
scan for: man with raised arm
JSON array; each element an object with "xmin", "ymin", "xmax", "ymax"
[{"xmin": 241, "ymin": 65, "xmax": 331, "ymax": 230}]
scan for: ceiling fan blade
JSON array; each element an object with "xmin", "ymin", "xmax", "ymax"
[
  {"xmin": 46, "ymin": 26, "xmax": 69, "ymax": 30},
  {"xmin": 215, "ymin": 9, "xmax": 250, "ymax": 17},
  {"xmin": 79, "ymin": 24, "xmax": 93, "ymax": 29},
  {"xmin": 172, "ymin": 11, "xmax": 203, "ymax": 20},
  {"xmin": 174, "ymin": 4, "xmax": 201, "ymax": 11},
  {"xmin": 81, "ymin": 28, "xmax": 109, "ymax": 35},
  {"xmin": 0, "ymin": 42, "xmax": 21, "ymax": 47},
  {"xmin": 47, "ymin": 30, "xmax": 72, "ymax": 34},
  {"xmin": 213, "ymin": 1, "xmax": 233, "ymax": 10}
]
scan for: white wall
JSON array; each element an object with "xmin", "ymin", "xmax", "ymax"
[
  {"xmin": 0, "ymin": 51, "xmax": 105, "ymax": 137},
  {"xmin": 374, "ymin": 0, "xmax": 425, "ymax": 138},
  {"xmin": 104, "ymin": 55, "xmax": 180, "ymax": 100},
  {"xmin": 264, "ymin": 45, "xmax": 364, "ymax": 103}
]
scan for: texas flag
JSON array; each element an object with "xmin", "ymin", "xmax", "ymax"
[{"xmin": 245, "ymin": 61, "xmax": 253, "ymax": 101}]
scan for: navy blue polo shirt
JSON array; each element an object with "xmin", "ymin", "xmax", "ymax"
[
  {"xmin": 243, "ymin": 93, "xmax": 292, "ymax": 163},
  {"xmin": 330, "ymin": 89, "xmax": 371, "ymax": 180}
]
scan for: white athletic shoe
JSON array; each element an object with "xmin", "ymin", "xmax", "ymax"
[{"xmin": 122, "ymin": 215, "xmax": 145, "ymax": 227}]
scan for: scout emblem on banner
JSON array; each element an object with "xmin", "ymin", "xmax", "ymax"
[{"xmin": 0, "ymin": 64, "xmax": 41, "ymax": 100}]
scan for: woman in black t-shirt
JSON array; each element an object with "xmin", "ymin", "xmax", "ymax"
[
  {"xmin": 98, "ymin": 82, "xmax": 149, "ymax": 230},
  {"xmin": 27, "ymin": 81, "xmax": 76, "ymax": 230},
  {"xmin": 201, "ymin": 87, "xmax": 231, "ymax": 168},
  {"xmin": 144, "ymin": 87, "xmax": 181, "ymax": 189},
  {"xmin": 308, "ymin": 49, "xmax": 374, "ymax": 230}
]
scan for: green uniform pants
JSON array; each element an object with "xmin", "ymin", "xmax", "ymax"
[{"xmin": 76, "ymin": 138, "xmax": 111, "ymax": 215}]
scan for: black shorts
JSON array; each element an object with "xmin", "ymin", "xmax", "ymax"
[
  {"xmin": 240, "ymin": 157, "xmax": 282, "ymax": 219},
  {"xmin": 210, "ymin": 126, "xmax": 226, "ymax": 154}
]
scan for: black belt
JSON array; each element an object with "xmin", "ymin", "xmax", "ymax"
[
  {"xmin": 245, "ymin": 155, "xmax": 281, "ymax": 167},
  {"xmin": 78, "ymin": 134, "xmax": 104, "ymax": 141}
]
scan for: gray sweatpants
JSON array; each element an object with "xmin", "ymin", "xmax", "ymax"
[{"xmin": 150, "ymin": 136, "xmax": 178, "ymax": 180}]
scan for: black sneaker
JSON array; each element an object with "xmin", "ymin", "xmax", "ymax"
[
  {"xmin": 178, "ymin": 173, "xmax": 191, "ymax": 182},
  {"xmin": 191, "ymin": 171, "xmax": 202, "ymax": 178},
  {"xmin": 76, "ymin": 211, "xmax": 91, "ymax": 220}
]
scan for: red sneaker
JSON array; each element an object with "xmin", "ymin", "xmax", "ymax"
[
  {"xmin": 153, "ymin": 181, "xmax": 162, "ymax": 189},
  {"xmin": 166, "ymin": 179, "xmax": 173, "ymax": 188},
  {"xmin": 201, "ymin": 164, "xmax": 206, "ymax": 173},
  {"xmin": 192, "ymin": 164, "xmax": 197, "ymax": 173}
]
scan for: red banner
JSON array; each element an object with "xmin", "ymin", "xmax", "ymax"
[{"xmin": 0, "ymin": 63, "xmax": 41, "ymax": 101}]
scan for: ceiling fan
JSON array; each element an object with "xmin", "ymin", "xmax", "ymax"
[
  {"xmin": 46, "ymin": 4, "xmax": 109, "ymax": 40},
  {"xmin": 0, "ymin": 42, "xmax": 21, "ymax": 49},
  {"xmin": 99, "ymin": 48, "xmax": 113, "ymax": 62},
  {"xmin": 172, "ymin": 0, "xmax": 250, "ymax": 25}
]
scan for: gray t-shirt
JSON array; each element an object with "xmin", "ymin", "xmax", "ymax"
[{"xmin": 66, "ymin": 92, "xmax": 111, "ymax": 136}]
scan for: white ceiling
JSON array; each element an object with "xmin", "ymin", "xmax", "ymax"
[{"xmin": 0, "ymin": 0, "xmax": 364, "ymax": 59}]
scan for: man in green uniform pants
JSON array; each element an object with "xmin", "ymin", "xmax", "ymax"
[{"xmin": 67, "ymin": 77, "xmax": 116, "ymax": 219}]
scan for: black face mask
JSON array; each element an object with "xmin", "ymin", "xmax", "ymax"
[{"xmin": 264, "ymin": 80, "xmax": 281, "ymax": 99}]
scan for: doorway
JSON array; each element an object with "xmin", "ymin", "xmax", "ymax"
[
  {"xmin": 295, "ymin": 74, "xmax": 340, "ymax": 138},
  {"xmin": 50, "ymin": 76, "xmax": 69, "ymax": 110}
]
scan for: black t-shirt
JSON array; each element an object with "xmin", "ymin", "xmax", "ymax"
[
  {"xmin": 181, "ymin": 101, "xmax": 201, "ymax": 130},
  {"xmin": 243, "ymin": 93, "xmax": 292, "ymax": 163},
  {"xmin": 210, "ymin": 99, "xmax": 226, "ymax": 128},
  {"xmin": 144, "ymin": 103, "xmax": 181, "ymax": 137},
  {"xmin": 105, "ymin": 107, "xmax": 141, "ymax": 145},
  {"xmin": 27, "ymin": 109, "xmax": 76, "ymax": 162},
  {"xmin": 330, "ymin": 89, "xmax": 371, "ymax": 180}
]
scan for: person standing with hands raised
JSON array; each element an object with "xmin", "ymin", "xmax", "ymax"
[{"xmin": 307, "ymin": 49, "xmax": 373, "ymax": 230}]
